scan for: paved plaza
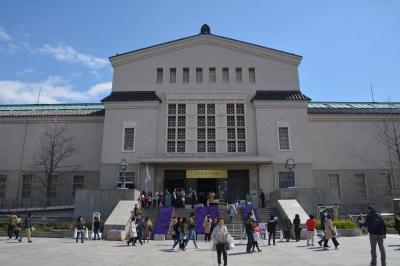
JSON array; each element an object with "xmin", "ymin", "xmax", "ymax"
[{"xmin": 0, "ymin": 235, "xmax": 399, "ymax": 266}]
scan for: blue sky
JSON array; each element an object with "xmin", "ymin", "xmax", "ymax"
[{"xmin": 0, "ymin": 0, "xmax": 399, "ymax": 104}]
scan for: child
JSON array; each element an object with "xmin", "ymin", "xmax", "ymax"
[
  {"xmin": 306, "ymin": 215, "xmax": 316, "ymax": 246},
  {"xmin": 252, "ymin": 221, "xmax": 262, "ymax": 252}
]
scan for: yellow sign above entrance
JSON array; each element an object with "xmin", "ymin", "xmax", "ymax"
[{"xmin": 186, "ymin": 170, "xmax": 228, "ymax": 179}]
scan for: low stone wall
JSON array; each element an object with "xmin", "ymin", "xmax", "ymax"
[
  {"xmin": 74, "ymin": 189, "xmax": 140, "ymax": 221},
  {"xmin": 337, "ymin": 228, "xmax": 362, "ymax": 237}
]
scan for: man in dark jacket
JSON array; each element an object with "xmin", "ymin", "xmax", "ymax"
[
  {"xmin": 317, "ymin": 210, "xmax": 327, "ymax": 246},
  {"xmin": 245, "ymin": 215, "xmax": 254, "ymax": 253},
  {"xmin": 259, "ymin": 189, "xmax": 265, "ymax": 208},
  {"xmin": 267, "ymin": 214, "xmax": 278, "ymax": 246},
  {"xmin": 364, "ymin": 206, "xmax": 386, "ymax": 266}
]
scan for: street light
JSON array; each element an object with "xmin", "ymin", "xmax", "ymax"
[
  {"xmin": 119, "ymin": 159, "xmax": 128, "ymax": 189},
  {"xmin": 284, "ymin": 158, "xmax": 295, "ymax": 188}
]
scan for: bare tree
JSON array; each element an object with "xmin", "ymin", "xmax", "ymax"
[
  {"xmin": 31, "ymin": 122, "xmax": 80, "ymax": 205},
  {"xmin": 376, "ymin": 112, "xmax": 400, "ymax": 197}
]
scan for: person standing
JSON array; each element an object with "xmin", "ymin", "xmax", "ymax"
[
  {"xmin": 259, "ymin": 189, "xmax": 265, "ymax": 208},
  {"xmin": 203, "ymin": 215, "xmax": 212, "ymax": 242},
  {"xmin": 282, "ymin": 216, "xmax": 292, "ymax": 242},
  {"xmin": 323, "ymin": 215, "xmax": 339, "ymax": 250},
  {"xmin": 245, "ymin": 215, "xmax": 255, "ymax": 253},
  {"xmin": 185, "ymin": 212, "xmax": 199, "ymax": 249},
  {"xmin": 293, "ymin": 214, "xmax": 301, "ymax": 242},
  {"xmin": 19, "ymin": 213, "xmax": 33, "ymax": 243},
  {"xmin": 74, "ymin": 216, "xmax": 86, "ymax": 243},
  {"xmin": 211, "ymin": 218, "xmax": 229, "ymax": 266},
  {"xmin": 306, "ymin": 215, "xmax": 316, "ymax": 246},
  {"xmin": 209, "ymin": 191, "xmax": 216, "ymax": 207},
  {"xmin": 228, "ymin": 202, "xmax": 237, "ymax": 223},
  {"xmin": 92, "ymin": 217, "xmax": 101, "ymax": 240},
  {"xmin": 363, "ymin": 206, "xmax": 387, "ymax": 266},
  {"xmin": 172, "ymin": 189, "xmax": 177, "ymax": 208},
  {"xmin": 7, "ymin": 213, "xmax": 17, "ymax": 240},
  {"xmin": 267, "ymin": 214, "xmax": 278, "ymax": 246}
]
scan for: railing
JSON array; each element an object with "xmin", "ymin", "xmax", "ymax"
[{"xmin": 0, "ymin": 198, "xmax": 74, "ymax": 210}]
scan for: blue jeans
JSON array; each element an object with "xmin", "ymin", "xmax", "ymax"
[
  {"xmin": 76, "ymin": 230, "xmax": 84, "ymax": 243},
  {"xmin": 185, "ymin": 229, "xmax": 198, "ymax": 248}
]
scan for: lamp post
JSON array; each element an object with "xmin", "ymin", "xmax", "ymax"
[
  {"xmin": 284, "ymin": 158, "xmax": 296, "ymax": 188},
  {"xmin": 119, "ymin": 159, "xmax": 128, "ymax": 189}
]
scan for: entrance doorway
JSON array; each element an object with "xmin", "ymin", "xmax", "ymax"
[
  {"xmin": 164, "ymin": 170, "xmax": 185, "ymax": 193},
  {"xmin": 227, "ymin": 170, "xmax": 249, "ymax": 202},
  {"xmin": 197, "ymin": 178, "xmax": 217, "ymax": 205}
]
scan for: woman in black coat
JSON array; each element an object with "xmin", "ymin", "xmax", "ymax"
[{"xmin": 293, "ymin": 214, "xmax": 301, "ymax": 242}]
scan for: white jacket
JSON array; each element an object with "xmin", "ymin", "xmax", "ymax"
[{"xmin": 129, "ymin": 222, "xmax": 137, "ymax": 238}]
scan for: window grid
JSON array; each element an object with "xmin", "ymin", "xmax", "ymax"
[
  {"xmin": 249, "ymin": 67, "xmax": 256, "ymax": 83},
  {"xmin": 196, "ymin": 68, "xmax": 203, "ymax": 83},
  {"xmin": 197, "ymin": 103, "xmax": 216, "ymax": 153},
  {"xmin": 209, "ymin": 67, "xmax": 216, "ymax": 83},
  {"xmin": 22, "ymin": 175, "xmax": 32, "ymax": 199},
  {"xmin": 222, "ymin": 68, "xmax": 229, "ymax": 83},
  {"xmin": 354, "ymin": 174, "xmax": 367, "ymax": 200},
  {"xmin": 72, "ymin": 175, "xmax": 84, "ymax": 197},
  {"xmin": 119, "ymin": 172, "xmax": 136, "ymax": 183},
  {"xmin": 169, "ymin": 68, "xmax": 176, "ymax": 83},
  {"xmin": 381, "ymin": 173, "xmax": 393, "ymax": 197},
  {"xmin": 226, "ymin": 103, "xmax": 246, "ymax": 152},
  {"xmin": 0, "ymin": 175, "xmax": 6, "ymax": 199},
  {"xmin": 328, "ymin": 174, "xmax": 341, "ymax": 199},
  {"xmin": 167, "ymin": 103, "xmax": 186, "ymax": 153},
  {"xmin": 278, "ymin": 127, "xmax": 290, "ymax": 150},
  {"xmin": 123, "ymin": 128, "xmax": 135, "ymax": 151}
]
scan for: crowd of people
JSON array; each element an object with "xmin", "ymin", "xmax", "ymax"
[
  {"xmin": 127, "ymin": 211, "xmax": 153, "ymax": 246},
  {"xmin": 7, "ymin": 213, "xmax": 33, "ymax": 243}
]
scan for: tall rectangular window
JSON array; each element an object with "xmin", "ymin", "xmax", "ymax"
[
  {"xmin": 169, "ymin": 68, "xmax": 176, "ymax": 83},
  {"xmin": 183, "ymin": 68, "xmax": 189, "ymax": 83},
  {"xmin": 226, "ymin": 103, "xmax": 246, "ymax": 153},
  {"xmin": 354, "ymin": 174, "xmax": 367, "ymax": 199},
  {"xmin": 209, "ymin": 67, "xmax": 216, "ymax": 83},
  {"xmin": 196, "ymin": 68, "xmax": 203, "ymax": 83},
  {"xmin": 279, "ymin": 172, "xmax": 295, "ymax": 188},
  {"xmin": 249, "ymin": 68, "xmax": 256, "ymax": 83},
  {"xmin": 50, "ymin": 175, "xmax": 57, "ymax": 199},
  {"xmin": 0, "ymin": 175, "xmax": 6, "ymax": 199},
  {"xmin": 22, "ymin": 175, "xmax": 32, "ymax": 199},
  {"xmin": 278, "ymin": 127, "xmax": 290, "ymax": 150},
  {"xmin": 167, "ymin": 103, "xmax": 186, "ymax": 153},
  {"xmin": 123, "ymin": 128, "xmax": 135, "ymax": 151},
  {"xmin": 157, "ymin": 68, "xmax": 163, "ymax": 83},
  {"xmin": 72, "ymin": 175, "xmax": 84, "ymax": 197},
  {"xmin": 328, "ymin": 174, "xmax": 341, "ymax": 198},
  {"xmin": 380, "ymin": 173, "xmax": 393, "ymax": 197},
  {"xmin": 236, "ymin": 68, "xmax": 242, "ymax": 83},
  {"xmin": 222, "ymin": 68, "xmax": 229, "ymax": 83}
]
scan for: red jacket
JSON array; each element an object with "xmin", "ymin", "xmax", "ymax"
[{"xmin": 306, "ymin": 219, "xmax": 316, "ymax": 231}]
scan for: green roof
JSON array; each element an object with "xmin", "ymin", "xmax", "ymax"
[
  {"xmin": 308, "ymin": 102, "xmax": 400, "ymax": 109},
  {"xmin": 0, "ymin": 103, "xmax": 104, "ymax": 111}
]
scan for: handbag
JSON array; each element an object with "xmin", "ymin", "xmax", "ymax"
[
  {"xmin": 224, "ymin": 241, "xmax": 231, "ymax": 250},
  {"xmin": 31, "ymin": 226, "xmax": 35, "ymax": 231}
]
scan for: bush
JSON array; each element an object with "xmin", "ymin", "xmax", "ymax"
[
  {"xmin": 386, "ymin": 220, "xmax": 395, "ymax": 228},
  {"xmin": 315, "ymin": 220, "xmax": 357, "ymax": 230}
]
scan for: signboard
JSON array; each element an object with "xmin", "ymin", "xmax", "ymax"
[{"xmin": 186, "ymin": 170, "xmax": 228, "ymax": 179}]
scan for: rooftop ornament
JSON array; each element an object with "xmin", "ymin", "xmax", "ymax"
[{"xmin": 200, "ymin": 24, "xmax": 211, "ymax": 35}]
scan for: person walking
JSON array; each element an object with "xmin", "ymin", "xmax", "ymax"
[
  {"xmin": 293, "ymin": 214, "xmax": 301, "ymax": 242},
  {"xmin": 92, "ymin": 217, "xmax": 101, "ymax": 240},
  {"xmin": 127, "ymin": 217, "xmax": 138, "ymax": 246},
  {"xmin": 323, "ymin": 215, "xmax": 339, "ymax": 250},
  {"xmin": 305, "ymin": 215, "xmax": 316, "ymax": 246},
  {"xmin": 245, "ymin": 215, "xmax": 255, "ymax": 253},
  {"xmin": 136, "ymin": 214, "xmax": 145, "ymax": 243},
  {"xmin": 267, "ymin": 214, "xmax": 278, "ymax": 246},
  {"xmin": 317, "ymin": 211, "xmax": 327, "ymax": 246},
  {"xmin": 282, "ymin": 216, "xmax": 292, "ymax": 242},
  {"xmin": 185, "ymin": 212, "xmax": 199, "ymax": 249},
  {"xmin": 259, "ymin": 189, "xmax": 265, "ymax": 208},
  {"xmin": 14, "ymin": 215, "xmax": 22, "ymax": 240},
  {"xmin": 178, "ymin": 218, "xmax": 188, "ymax": 250},
  {"xmin": 19, "ymin": 213, "xmax": 33, "ymax": 243},
  {"xmin": 74, "ymin": 216, "xmax": 86, "ymax": 243},
  {"xmin": 7, "ymin": 213, "xmax": 17, "ymax": 240},
  {"xmin": 211, "ymin": 217, "xmax": 229, "ymax": 266},
  {"xmin": 144, "ymin": 217, "xmax": 153, "ymax": 243},
  {"xmin": 171, "ymin": 217, "xmax": 180, "ymax": 251},
  {"xmin": 363, "ymin": 206, "xmax": 387, "ymax": 266},
  {"xmin": 252, "ymin": 222, "xmax": 262, "ymax": 252},
  {"xmin": 227, "ymin": 202, "xmax": 237, "ymax": 223},
  {"xmin": 203, "ymin": 215, "xmax": 212, "ymax": 242}
]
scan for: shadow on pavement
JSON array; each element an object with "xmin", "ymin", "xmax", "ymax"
[{"xmin": 228, "ymin": 251, "xmax": 249, "ymax": 256}]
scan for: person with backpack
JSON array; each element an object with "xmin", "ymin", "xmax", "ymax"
[
  {"xmin": 363, "ymin": 206, "xmax": 387, "ymax": 266},
  {"xmin": 185, "ymin": 212, "xmax": 199, "ymax": 249},
  {"xmin": 227, "ymin": 202, "xmax": 237, "ymax": 223},
  {"xmin": 282, "ymin": 216, "xmax": 292, "ymax": 242},
  {"xmin": 19, "ymin": 213, "xmax": 34, "ymax": 243}
]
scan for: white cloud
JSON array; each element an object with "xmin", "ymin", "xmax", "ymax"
[
  {"xmin": 16, "ymin": 68, "xmax": 35, "ymax": 77},
  {"xmin": 0, "ymin": 26, "xmax": 11, "ymax": 42},
  {"xmin": 39, "ymin": 44, "xmax": 109, "ymax": 70},
  {"xmin": 87, "ymin": 82, "xmax": 112, "ymax": 97},
  {"xmin": 0, "ymin": 76, "xmax": 111, "ymax": 104}
]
